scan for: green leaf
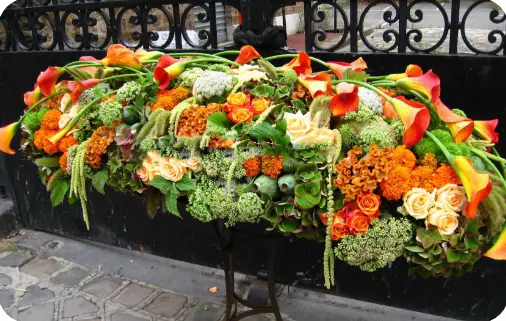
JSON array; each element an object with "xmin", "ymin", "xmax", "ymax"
[
  {"xmin": 150, "ymin": 176, "xmax": 174, "ymax": 194},
  {"xmin": 276, "ymin": 118, "xmax": 287, "ymax": 134},
  {"xmin": 447, "ymin": 248, "xmax": 460, "ymax": 263},
  {"xmin": 275, "ymin": 85, "xmax": 292, "ymax": 99},
  {"xmin": 50, "ymin": 179, "xmax": 69, "ymax": 207},
  {"xmin": 250, "ymin": 84, "xmax": 275, "ymax": 98},
  {"xmin": 248, "ymin": 122, "xmax": 290, "ymax": 145},
  {"xmin": 465, "ymin": 219, "xmax": 479, "ymax": 235},
  {"xmin": 291, "ymin": 99, "xmax": 306, "ymax": 111},
  {"xmin": 91, "ymin": 169, "xmax": 108, "ymax": 195},
  {"xmin": 464, "ymin": 236, "xmax": 479, "ymax": 251},
  {"xmin": 405, "ymin": 245, "xmax": 425, "ymax": 253},
  {"xmin": 165, "ymin": 184, "xmax": 181, "ymax": 218},
  {"xmin": 341, "ymin": 69, "xmax": 369, "ymax": 82},
  {"xmin": 176, "ymin": 175, "xmax": 196, "ymax": 192},
  {"xmin": 34, "ymin": 157, "xmax": 60, "ymax": 168}
]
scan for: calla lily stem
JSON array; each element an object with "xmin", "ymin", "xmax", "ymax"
[
  {"xmin": 20, "ymin": 90, "xmax": 70, "ymax": 123},
  {"xmin": 425, "ymin": 131, "xmax": 454, "ymax": 163},
  {"xmin": 213, "ymin": 50, "xmax": 240, "ymax": 57},
  {"xmin": 492, "ymin": 147, "xmax": 506, "ymax": 177},
  {"xmin": 101, "ymin": 74, "xmax": 140, "ymax": 82},
  {"xmin": 471, "ymin": 148, "xmax": 506, "ymax": 191},
  {"xmin": 332, "ymin": 79, "xmax": 393, "ymax": 104},
  {"xmin": 64, "ymin": 61, "xmax": 102, "ymax": 68},
  {"xmin": 264, "ymin": 54, "xmax": 329, "ymax": 69}
]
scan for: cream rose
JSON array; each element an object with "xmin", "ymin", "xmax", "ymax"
[
  {"xmin": 147, "ymin": 150, "xmax": 162, "ymax": 167},
  {"xmin": 428, "ymin": 206, "xmax": 459, "ymax": 235},
  {"xmin": 136, "ymin": 167, "xmax": 150, "ymax": 182},
  {"xmin": 436, "ymin": 184, "xmax": 468, "ymax": 213},
  {"xmin": 291, "ymin": 128, "xmax": 335, "ymax": 148},
  {"xmin": 398, "ymin": 188, "xmax": 435, "ymax": 220},
  {"xmin": 160, "ymin": 158, "xmax": 186, "ymax": 182},
  {"xmin": 183, "ymin": 157, "xmax": 203, "ymax": 173},
  {"xmin": 284, "ymin": 111, "xmax": 311, "ymax": 140},
  {"xmin": 142, "ymin": 158, "xmax": 159, "ymax": 181}
]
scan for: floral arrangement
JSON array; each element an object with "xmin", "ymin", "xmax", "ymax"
[{"xmin": 2, "ymin": 44, "xmax": 506, "ymax": 288}]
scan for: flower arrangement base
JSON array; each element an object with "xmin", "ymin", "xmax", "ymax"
[{"xmin": 213, "ymin": 220, "xmax": 283, "ymax": 321}]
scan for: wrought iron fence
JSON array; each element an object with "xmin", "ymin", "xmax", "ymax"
[{"xmin": 0, "ymin": 0, "xmax": 504, "ymax": 55}]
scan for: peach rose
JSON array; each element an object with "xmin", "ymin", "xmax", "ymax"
[
  {"xmin": 399, "ymin": 188, "xmax": 435, "ymax": 220},
  {"xmin": 142, "ymin": 158, "xmax": 159, "ymax": 181},
  {"xmin": 357, "ymin": 193, "xmax": 381, "ymax": 217},
  {"xmin": 228, "ymin": 107, "xmax": 254, "ymax": 124},
  {"xmin": 346, "ymin": 210, "xmax": 370, "ymax": 235},
  {"xmin": 435, "ymin": 184, "xmax": 467, "ymax": 213},
  {"xmin": 159, "ymin": 157, "xmax": 186, "ymax": 182},
  {"xmin": 183, "ymin": 157, "xmax": 203, "ymax": 173},
  {"xmin": 291, "ymin": 128, "xmax": 335, "ymax": 147},
  {"xmin": 252, "ymin": 97, "xmax": 270, "ymax": 115},
  {"xmin": 427, "ymin": 206, "xmax": 459, "ymax": 235},
  {"xmin": 284, "ymin": 111, "xmax": 311, "ymax": 140},
  {"xmin": 136, "ymin": 167, "xmax": 150, "ymax": 182}
]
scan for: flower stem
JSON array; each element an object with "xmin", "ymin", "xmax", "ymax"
[
  {"xmin": 119, "ymin": 66, "xmax": 146, "ymax": 74},
  {"xmin": 186, "ymin": 58, "xmax": 241, "ymax": 67},
  {"xmin": 64, "ymin": 61, "xmax": 102, "ymax": 68},
  {"xmin": 471, "ymin": 148, "xmax": 506, "ymax": 191},
  {"xmin": 65, "ymin": 63, "xmax": 103, "ymax": 69},
  {"xmin": 49, "ymin": 90, "xmax": 118, "ymax": 144},
  {"xmin": 492, "ymin": 147, "xmax": 506, "ymax": 177},
  {"xmin": 368, "ymin": 75, "xmax": 387, "ymax": 80},
  {"xmin": 425, "ymin": 131, "xmax": 454, "ymax": 163},
  {"xmin": 370, "ymin": 81, "xmax": 397, "ymax": 87},
  {"xmin": 214, "ymin": 50, "xmax": 240, "ymax": 57},
  {"xmin": 264, "ymin": 54, "xmax": 329, "ymax": 69},
  {"xmin": 101, "ymin": 74, "xmax": 139, "ymax": 82},
  {"xmin": 20, "ymin": 90, "xmax": 70, "ymax": 123},
  {"xmin": 408, "ymin": 90, "xmax": 431, "ymax": 107}
]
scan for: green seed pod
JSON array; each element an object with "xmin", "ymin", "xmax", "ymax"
[
  {"xmin": 257, "ymin": 59, "xmax": 278, "ymax": 80},
  {"xmin": 253, "ymin": 175, "xmax": 280, "ymax": 199},
  {"xmin": 278, "ymin": 174, "xmax": 296, "ymax": 195}
]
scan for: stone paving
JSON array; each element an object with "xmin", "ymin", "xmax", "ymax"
[{"xmin": 0, "ymin": 249, "xmax": 269, "ymax": 321}]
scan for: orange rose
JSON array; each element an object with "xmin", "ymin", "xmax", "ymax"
[
  {"xmin": 225, "ymin": 92, "xmax": 249, "ymax": 112},
  {"xmin": 357, "ymin": 193, "xmax": 381, "ymax": 219},
  {"xmin": 251, "ymin": 97, "xmax": 270, "ymax": 115},
  {"xmin": 331, "ymin": 223, "xmax": 349, "ymax": 241},
  {"xmin": 228, "ymin": 106, "xmax": 254, "ymax": 124},
  {"xmin": 346, "ymin": 210, "xmax": 370, "ymax": 235}
]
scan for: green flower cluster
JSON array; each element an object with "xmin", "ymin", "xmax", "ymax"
[
  {"xmin": 230, "ymin": 192, "xmax": 264, "ymax": 225},
  {"xmin": 176, "ymin": 68, "xmax": 205, "ymax": 89},
  {"xmin": 193, "ymin": 71, "xmax": 232, "ymax": 104},
  {"xmin": 76, "ymin": 106, "xmax": 101, "ymax": 141},
  {"xmin": 116, "ymin": 81, "xmax": 142, "ymax": 103},
  {"xmin": 279, "ymin": 69, "xmax": 298, "ymax": 84},
  {"xmin": 207, "ymin": 64, "xmax": 232, "ymax": 74},
  {"xmin": 340, "ymin": 114, "xmax": 401, "ymax": 150},
  {"xmin": 23, "ymin": 106, "xmax": 49, "ymax": 137},
  {"xmin": 186, "ymin": 175, "xmax": 236, "ymax": 222},
  {"xmin": 335, "ymin": 218, "xmax": 412, "ymax": 272},
  {"xmin": 201, "ymin": 149, "xmax": 246, "ymax": 179},
  {"xmin": 78, "ymin": 84, "xmax": 110, "ymax": 106},
  {"xmin": 98, "ymin": 100, "xmax": 123, "ymax": 126},
  {"xmin": 414, "ymin": 129, "xmax": 470, "ymax": 162},
  {"xmin": 357, "ymin": 87, "xmax": 383, "ymax": 115}
]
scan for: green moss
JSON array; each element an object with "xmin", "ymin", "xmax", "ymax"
[{"xmin": 23, "ymin": 107, "xmax": 49, "ymax": 137}]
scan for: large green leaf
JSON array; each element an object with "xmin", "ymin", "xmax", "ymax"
[
  {"xmin": 248, "ymin": 122, "xmax": 290, "ymax": 145},
  {"xmin": 91, "ymin": 169, "xmax": 108, "ymax": 195},
  {"xmin": 165, "ymin": 184, "xmax": 181, "ymax": 218},
  {"xmin": 150, "ymin": 176, "xmax": 173, "ymax": 194},
  {"xmin": 176, "ymin": 175, "xmax": 196, "ymax": 192},
  {"xmin": 50, "ymin": 179, "xmax": 69, "ymax": 207}
]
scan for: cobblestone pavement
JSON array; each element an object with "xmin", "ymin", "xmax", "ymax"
[{"xmin": 0, "ymin": 230, "xmax": 457, "ymax": 321}]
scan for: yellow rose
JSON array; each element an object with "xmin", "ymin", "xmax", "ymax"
[
  {"xmin": 284, "ymin": 111, "xmax": 311, "ymax": 140},
  {"xmin": 428, "ymin": 206, "xmax": 459, "ymax": 235},
  {"xmin": 227, "ymin": 92, "xmax": 248, "ymax": 107},
  {"xmin": 435, "ymin": 184, "xmax": 468, "ymax": 213},
  {"xmin": 160, "ymin": 157, "xmax": 186, "ymax": 182},
  {"xmin": 398, "ymin": 188, "xmax": 435, "ymax": 220},
  {"xmin": 183, "ymin": 157, "xmax": 203, "ymax": 173}
]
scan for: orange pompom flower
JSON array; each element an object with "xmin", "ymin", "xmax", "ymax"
[
  {"xmin": 261, "ymin": 155, "xmax": 284, "ymax": 179},
  {"xmin": 243, "ymin": 157, "xmax": 261, "ymax": 177}
]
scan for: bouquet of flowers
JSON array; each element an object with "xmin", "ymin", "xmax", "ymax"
[{"xmin": 2, "ymin": 44, "xmax": 506, "ymax": 288}]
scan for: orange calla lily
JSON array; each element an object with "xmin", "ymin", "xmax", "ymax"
[
  {"xmin": 434, "ymin": 99, "xmax": 474, "ymax": 143},
  {"xmin": 474, "ymin": 119, "xmax": 499, "ymax": 143},
  {"xmin": 101, "ymin": 44, "xmax": 142, "ymax": 69},
  {"xmin": 484, "ymin": 226, "xmax": 506, "ymax": 260},
  {"xmin": 24, "ymin": 86, "xmax": 42, "ymax": 107},
  {"xmin": 452, "ymin": 156, "xmax": 492, "ymax": 219},
  {"xmin": 280, "ymin": 52, "xmax": 312, "ymax": 75},
  {"xmin": 68, "ymin": 79, "xmax": 101, "ymax": 102},
  {"xmin": 0, "ymin": 122, "xmax": 20, "ymax": 155},
  {"xmin": 385, "ymin": 64, "xmax": 423, "ymax": 81},
  {"xmin": 297, "ymin": 73, "xmax": 333, "ymax": 98},
  {"xmin": 396, "ymin": 70, "xmax": 441, "ymax": 103},
  {"xmin": 37, "ymin": 67, "xmax": 64, "ymax": 96},
  {"xmin": 390, "ymin": 96, "xmax": 430, "ymax": 147},
  {"xmin": 154, "ymin": 62, "xmax": 187, "ymax": 90},
  {"xmin": 134, "ymin": 48, "xmax": 163, "ymax": 62},
  {"xmin": 327, "ymin": 57, "xmax": 367, "ymax": 79},
  {"xmin": 234, "ymin": 45, "xmax": 261, "ymax": 65},
  {"xmin": 329, "ymin": 82, "xmax": 359, "ymax": 117}
]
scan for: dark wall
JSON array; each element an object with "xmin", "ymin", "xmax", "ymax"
[{"xmin": 1, "ymin": 51, "xmax": 506, "ymax": 321}]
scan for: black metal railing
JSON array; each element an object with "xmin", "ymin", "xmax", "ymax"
[{"xmin": 0, "ymin": 0, "xmax": 504, "ymax": 55}]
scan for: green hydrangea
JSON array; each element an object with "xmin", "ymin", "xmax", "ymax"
[
  {"xmin": 116, "ymin": 81, "xmax": 142, "ymax": 103},
  {"xmin": 389, "ymin": 118, "xmax": 405, "ymax": 138},
  {"xmin": 187, "ymin": 176, "xmax": 236, "ymax": 222},
  {"xmin": 340, "ymin": 116, "xmax": 401, "ymax": 150},
  {"xmin": 357, "ymin": 87, "xmax": 383, "ymax": 115},
  {"xmin": 175, "ymin": 67, "xmax": 205, "ymax": 88},
  {"xmin": 335, "ymin": 218, "xmax": 413, "ymax": 272},
  {"xmin": 414, "ymin": 129, "xmax": 470, "ymax": 162},
  {"xmin": 229, "ymin": 192, "xmax": 264, "ymax": 225},
  {"xmin": 139, "ymin": 137, "xmax": 157, "ymax": 154},
  {"xmin": 207, "ymin": 64, "xmax": 232, "ymax": 74},
  {"xmin": 98, "ymin": 100, "xmax": 123, "ymax": 126},
  {"xmin": 201, "ymin": 149, "xmax": 245, "ymax": 179},
  {"xmin": 76, "ymin": 105, "xmax": 101, "ymax": 141},
  {"xmin": 343, "ymin": 104, "xmax": 375, "ymax": 122}
]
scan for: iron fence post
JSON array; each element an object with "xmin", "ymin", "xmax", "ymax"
[
  {"xmin": 350, "ymin": 0, "xmax": 358, "ymax": 53},
  {"xmin": 449, "ymin": 0, "xmax": 460, "ymax": 54}
]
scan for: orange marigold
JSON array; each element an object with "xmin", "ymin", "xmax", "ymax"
[
  {"xmin": 151, "ymin": 87, "xmax": 189, "ymax": 111},
  {"xmin": 421, "ymin": 153, "xmax": 438, "ymax": 169},
  {"xmin": 34, "ymin": 128, "xmax": 60, "ymax": 154},
  {"xmin": 85, "ymin": 126, "xmax": 115, "ymax": 169},
  {"xmin": 380, "ymin": 167, "xmax": 412, "ymax": 200},
  {"xmin": 391, "ymin": 145, "xmax": 416, "ymax": 170},
  {"xmin": 261, "ymin": 155, "xmax": 284, "ymax": 179},
  {"xmin": 411, "ymin": 165, "xmax": 436, "ymax": 192},
  {"xmin": 59, "ymin": 135, "xmax": 79, "ymax": 153},
  {"xmin": 60, "ymin": 152, "xmax": 68, "ymax": 172},
  {"xmin": 243, "ymin": 157, "xmax": 261, "ymax": 177},
  {"xmin": 41, "ymin": 109, "xmax": 62, "ymax": 131},
  {"xmin": 430, "ymin": 163, "xmax": 461, "ymax": 188},
  {"xmin": 177, "ymin": 103, "xmax": 223, "ymax": 137},
  {"xmin": 334, "ymin": 144, "xmax": 394, "ymax": 202}
]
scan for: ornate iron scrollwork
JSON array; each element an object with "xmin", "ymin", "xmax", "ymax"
[
  {"xmin": 181, "ymin": 3, "xmax": 213, "ymax": 49},
  {"xmin": 309, "ymin": 0, "xmax": 349, "ymax": 52},
  {"xmin": 405, "ymin": 0, "xmax": 449, "ymax": 53},
  {"xmin": 358, "ymin": 0, "xmax": 400, "ymax": 52},
  {"xmin": 145, "ymin": 5, "xmax": 175, "ymax": 49}
]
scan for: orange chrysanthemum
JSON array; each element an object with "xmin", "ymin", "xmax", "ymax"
[
  {"xmin": 421, "ymin": 153, "xmax": 438, "ymax": 169},
  {"xmin": 85, "ymin": 126, "xmax": 115, "ymax": 169},
  {"xmin": 391, "ymin": 145, "xmax": 417, "ymax": 170},
  {"xmin": 151, "ymin": 87, "xmax": 189, "ymax": 111},
  {"xmin": 261, "ymin": 155, "xmax": 284, "ymax": 179},
  {"xmin": 177, "ymin": 103, "xmax": 223, "ymax": 137},
  {"xmin": 243, "ymin": 157, "xmax": 261, "ymax": 177},
  {"xmin": 411, "ymin": 165, "xmax": 436, "ymax": 191},
  {"xmin": 334, "ymin": 144, "xmax": 394, "ymax": 202},
  {"xmin": 208, "ymin": 137, "xmax": 234, "ymax": 149},
  {"xmin": 34, "ymin": 128, "xmax": 60, "ymax": 154},
  {"xmin": 380, "ymin": 167, "xmax": 412, "ymax": 201},
  {"xmin": 60, "ymin": 152, "xmax": 68, "ymax": 172},
  {"xmin": 41, "ymin": 109, "xmax": 62, "ymax": 131},
  {"xmin": 431, "ymin": 163, "xmax": 461, "ymax": 188},
  {"xmin": 59, "ymin": 135, "xmax": 79, "ymax": 153}
]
